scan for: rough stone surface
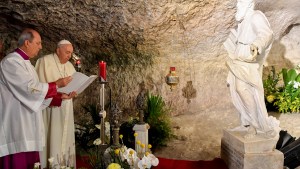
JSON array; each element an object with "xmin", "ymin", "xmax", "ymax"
[{"xmin": 1, "ymin": 0, "xmax": 300, "ymax": 161}]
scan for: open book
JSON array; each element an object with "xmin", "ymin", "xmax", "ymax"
[{"xmin": 58, "ymin": 72, "xmax": 97, "ymax": 94}]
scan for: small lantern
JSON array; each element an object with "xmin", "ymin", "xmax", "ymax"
[{"xmin": 165, "ymin": 67, "xmax": 179, "ymax": 90}]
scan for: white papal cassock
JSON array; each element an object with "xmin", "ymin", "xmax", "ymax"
[{"xmin": 35, "ymin": 53, "xmax": 76, "ymax": 168}]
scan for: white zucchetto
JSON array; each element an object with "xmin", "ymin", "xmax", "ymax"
[{"xmin": 57, "ymin": 39, "xmax": 72, "ymax": 46}]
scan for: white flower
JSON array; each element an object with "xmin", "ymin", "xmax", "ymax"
[
  {"xmin": 293, "ymin": 81, "xmax": 300, "ymax": 89},
  {"xmin": 34, "ymin": 162, "xmax": 40, "ymax": 169},
  {"xmin": 147, "ymin": 154, "xmax": 159, "ymax": 166},
  {"xmin": 123, "ymin": 148, "xmax": 139, "ymax": 166},
  {"xmin": 48, "ymin": 157, "xmax": 55, "ymax": 164},
  {"xmin": 93, "ymin": 138, "xmax": 102, "ymax": 145},
  {"xmin": 138, "ymin": 156, "xmax": 152, "ymax": 169},
  {"xmin": 119, "ymin": 146, "xmax": 128, "ymax": 161}
]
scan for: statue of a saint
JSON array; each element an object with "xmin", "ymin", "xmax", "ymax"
[{"xmin": 223, "ymin": 0, "xmax": 280, "ymax": 138}]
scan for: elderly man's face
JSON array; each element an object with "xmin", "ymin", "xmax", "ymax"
[
  {"xmin": 57, "ymin": 44, "xmax": 73, "ymax": 64},
  {"xmin": 27, "ymin": 31, "xmax": 42, "ymax": 58},
  {"xmin": 235, "ymin": 0, "xmax": 250, "ymax": 22}
]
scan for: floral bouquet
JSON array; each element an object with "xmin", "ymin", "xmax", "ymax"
[{"xmin": 105, "ymin": 134, "xmax": 159, "ymax": 169}]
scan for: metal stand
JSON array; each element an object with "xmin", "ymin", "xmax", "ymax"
[
  {"xmin": 110, "ymin": 103, "xmax": 122, "ymax": 148},
  {"xmin": 99, "ymin": 81, "xmax": 108, "ymax": 145}
]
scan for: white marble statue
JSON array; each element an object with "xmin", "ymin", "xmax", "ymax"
[{"xmin": 224, "ymin": 0, "xmax": 280, "ymax": 138}]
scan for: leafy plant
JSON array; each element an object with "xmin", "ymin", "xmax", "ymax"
[
  {"xmin": 263, "ymin": 66, "xmax": 281, "ymax": 111},
  {"xmin": 120, "ymin": 92, "xmax": 173, "ymax": 151},
  {"xmin": 282, "ymin": 68, "xmax": 300, "ymax": 86},
  {"xmin": 263, "ymin": 67, "xmax": 300, "ymax": 113},
  {"xmin": 274, "ymin": 80, "xmax": 300, "ymax": 113},
  {"xmin": 263, "ymin": 66, "xmax": 280, "ymax": 96},
  {"xmin": 145, "ymin": 93, "xmax": 172, "ymax": 150}
]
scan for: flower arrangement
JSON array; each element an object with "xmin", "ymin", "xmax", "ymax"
[
  {"xmin": 263, "ymin": 66, "xmax": 300, "ymax": 113},
  {"xmin": 81, "ymin": 121, "xmax": 159, "ymax": 169},
  {"xmin": 105, "ymin": 133, "xmax": 159, "ymax": 169}
]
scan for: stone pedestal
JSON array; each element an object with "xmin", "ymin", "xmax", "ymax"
[
  {"xmin": 133, "ymin": 123, "xmax": 150, "ymax": 155},
  {"xmin": 221, "ymin": 129, "xmax": 284, "ymax": 169}
]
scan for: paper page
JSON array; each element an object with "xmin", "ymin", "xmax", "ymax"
[
  {"xmin": 58, "ymin": 72, "xmax": 97, "ymax": 94},
  {"xmin": 76, "ymin": 75, "xmax": 97, "ymax": 94}
]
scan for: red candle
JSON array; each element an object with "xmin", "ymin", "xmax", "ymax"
[{"xmin": 99, "ymin": 61, "xmax": 106, "ymax": 81}]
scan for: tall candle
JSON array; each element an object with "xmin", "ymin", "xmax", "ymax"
[{"xmin": 99, "ymin": 61, "xmax": 106, "ymax": 81}]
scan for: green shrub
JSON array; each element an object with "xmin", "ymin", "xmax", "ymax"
[
  {"xmin": 263, "ymin": 67, "xmax": 300, "ymax": 113},
  {"xmin": 120, "ymin": 92, "xmax": 173, "ymax": 151},
  {"xmin": 145, "ymin": 92, "xmax": 172, "ymax": 150}
]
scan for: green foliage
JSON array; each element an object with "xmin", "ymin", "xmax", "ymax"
[
  {"xmin": 263, "ymin": 67, "xmax": 300, "ymax": 113},
  {"xmin": 282, "ymin": 68, "xmax": 300, "ymax": 86},
  {"xmin": 145, "ymin": 93, "xmax": 172, "ymax": 150},
  {"xmin": 274, "ymin": 81, "xmax": 300, "ymax": 113},
  {"xmin": 263, "ymin": 66, "xmax": 281, "ymax": 96},
  {"xmin": 120, "ymin": 92, "xmax": 173, "ymax": 151}
]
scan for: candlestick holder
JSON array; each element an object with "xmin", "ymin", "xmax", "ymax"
[{"xmin": 99, "ymin": 79, "xmax": 108, "ymax": 145}]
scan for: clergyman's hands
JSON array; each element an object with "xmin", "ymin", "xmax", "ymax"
[
  {"xmin": 61, "ymin": 91, "xmax": 77, "ymax": 100},
  {"xmin": 55, "ymin": 76, "xmax": 72, "ymax": 88}
]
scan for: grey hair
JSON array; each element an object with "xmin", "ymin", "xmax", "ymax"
[{"xmin": 17, "ymin": 30, "xmax": 34, "ymax": 47}]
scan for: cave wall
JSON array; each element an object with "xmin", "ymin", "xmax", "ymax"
[{"xmin": 1, "ymin": 0, "xmax": 300, "ymax": 160}]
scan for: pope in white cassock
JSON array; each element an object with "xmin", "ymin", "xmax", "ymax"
[
  {"xmin": 0, "ymin": 29, "xmax": 73, "ymax": 169},
  {"xmin": 35, "ymin": 40, "xmax": 77, "ymax": 169}
]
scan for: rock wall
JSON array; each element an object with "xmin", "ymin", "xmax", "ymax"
[{"xmin": 1, "ymin": 0, "xmax": 300, "ymax": 160}]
